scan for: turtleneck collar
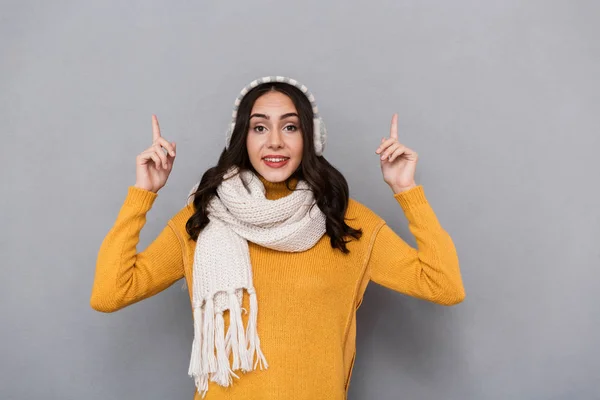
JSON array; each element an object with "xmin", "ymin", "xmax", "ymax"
[{"xmin": 258, "ymin": 174, "xmax": 299, "ymax": 200}]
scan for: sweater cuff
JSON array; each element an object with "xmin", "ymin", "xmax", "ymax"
[
  {"xmin": 393, "ymin": 185, "xmax": 428, "ymax": 210},
  {"xmin": 124, "ymin": 186, "xmax": 158, "ymax": 211}
]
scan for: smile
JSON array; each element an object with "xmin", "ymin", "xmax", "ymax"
[
  {"xmin": 263, "ymin": 157, "xmax": 289, "ymax": 162},
  {"xmin": 262, "ymin": 157, "xmax": 290, "ymax": 168}
]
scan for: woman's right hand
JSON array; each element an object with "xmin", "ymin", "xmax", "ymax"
[{"xmin": 134, "ymin": 115, "xmax": 177, "ymax": 193}]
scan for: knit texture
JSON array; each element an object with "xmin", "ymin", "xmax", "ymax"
[
  {"xmin": 91, "ymin": 179, "xmax": 465, "ymax": 400},
  {"xmin": 187, "ymin": 167, "xmax": 327, "ymax": 396}
]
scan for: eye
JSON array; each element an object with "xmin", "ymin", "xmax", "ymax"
[
  {"xmin": 253, "ymin": 125, "xmax": 267, "ymax": 133},
  {"xmin": 284, "ymin": 125, "xmax": 298, "ymax": 132}
]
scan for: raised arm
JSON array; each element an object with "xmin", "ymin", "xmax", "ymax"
[
  {"xmin": 91, "ymin": 114, "xmax": 183, "ymax": 312},
  {"xmin": 367, "ymin": 186, "xmax": 465, "ymax": 305},
  {"xmin": 368, "ymin": 113, "xmax": 465, "ymax": 304},
  {"xmin": 90, "ymin": 187, "xmax": 185, "ymax": 312}
]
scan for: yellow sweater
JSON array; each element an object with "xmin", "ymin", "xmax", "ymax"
[{"xmin": 90, "ymin": 178, "xmax": 465, "ymax": 400}]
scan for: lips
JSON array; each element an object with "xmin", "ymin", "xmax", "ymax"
[
  {"xmin": 262, "ymin": 156, "xmax": 289, "ymax": 161},
  {"xmin": 262, "ymin": 155, "xmax": 290, "ymax": 168}
]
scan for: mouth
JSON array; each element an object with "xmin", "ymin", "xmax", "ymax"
[{"xmin": 262, "ymin": 156, "xmax": 290, "ymax": 168}]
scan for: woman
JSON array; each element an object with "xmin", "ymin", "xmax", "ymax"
[{"xmin": 91, "ymin": 76, "xmax": 465, "ymax": 399}]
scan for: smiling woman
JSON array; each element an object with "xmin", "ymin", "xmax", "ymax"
[
  {"xmin": 91, "ymin": 75, "xmax": 465, "ymax": 400},
  {"xmin": 185, "ymin": 79, "xmax": 360, "ymax": 253},
  {"xmin": 245, "ymin": 93, "xmax": 304, "ymax": 182}
]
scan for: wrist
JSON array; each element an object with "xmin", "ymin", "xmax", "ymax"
[
  {"xmin": 390, "ymin": 182, "xmax": 417, "ymax": 194},
  {"xmin": 134, "ymin": 183, "xmax": 158, "ymax": 193}
]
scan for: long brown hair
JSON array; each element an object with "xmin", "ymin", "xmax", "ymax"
[{"xmin": 186, "ymin": 82, "xmax": 362, "ymax": 253}]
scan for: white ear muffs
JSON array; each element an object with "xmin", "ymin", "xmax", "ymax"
[{"xmin": 224, "ymin": 76, "xmax": 327, "ymax": 156}]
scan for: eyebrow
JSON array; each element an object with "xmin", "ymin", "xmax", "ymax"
[{"xmin": 249, "ymin": 112, "xmax": 299, "ymax": 120}]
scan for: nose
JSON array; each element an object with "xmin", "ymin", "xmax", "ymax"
[{"xmin": 267, "ymin": 130, "xmax": 284, "ymax": 149}]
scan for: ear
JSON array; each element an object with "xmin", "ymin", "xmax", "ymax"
[
  {"xmin": 313, "ymin": 117, "xmax": 326, "ymax": 156},
  {"xmin": 225, "ymin": 122, "xmax": 235, "ymax": 149}
]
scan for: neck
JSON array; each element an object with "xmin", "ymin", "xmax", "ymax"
[{"xmin": 258, "ymin": 174, "xmax": 298, "ymax": 200}]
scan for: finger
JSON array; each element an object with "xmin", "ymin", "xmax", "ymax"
[
  {"xmin": 381, "ymin": 143, "xmax": 403, "ymax": 161},
  {"xmin": 380, "ymin": 142, "xmax": 401, "ymax": 160},
  {"xmin": 375, "ymin": 137, "xmax": 385, "ymax": 153},
  {"xmin": 142, "ymin": 147, "xmax": 166, "ymax": 169},
  {"xmin": 403, "ymin": 147, "xmax": 418, "ymax": 161},
  {"xmin": 388, "ymin": 146, "xmax": 407, "ymax": 162},
  {"xmin": 168, "ymin": 142, "xmax": 176, "ymax": 159},
  {"xmin": 140, "ymin": 149, "xmax": 163, "ymax": 169},
  {"xmin": 152, "ymin": 143, "xmax": 169, "ymax": 168},
  {"xmin": 155, "ymin": 136, "xmax": 176, "ymax": 157},
  {"xmin": 390, "ymin": 113, "xmax": 398, "ymax": 140},
  {"xmin": 152, "ymin": 114, "xmax": 161, "ymax": 142},
  {"xmin": 376, "ymin": 137, "xmax": 399, "ymax": 154},
  {"xmin": 168, "ymin": 142, "xmax": 176, "ymax": 160}
]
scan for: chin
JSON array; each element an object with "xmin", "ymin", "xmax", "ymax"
[
  {"xmin": 257, "ymin": 168, "xmax": 292, "ymax": 183},
  {"xmin": 254, "ymin": 160, "xmax": 300, "ymax": 183}
]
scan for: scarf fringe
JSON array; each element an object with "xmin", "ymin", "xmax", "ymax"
[
  {"xmin": 202, "ymin": 299, "xmax": 217, "ymax": 375},
  {"xmin": 213, "ymin": 312, "xmax": 239, "ymax": 386},
  {"xmin": 188, "ymin": 307, "xmax": 208, "ymax": 397},
  {"xmin": 189, "ymin": 288, "xmax": 269, "ymax": 397},
  {"xmin": 246, "ymin": 288, "xmax": 269, "ymax": 370},
  {"xmin": 227, "ymin": 290, "xmax": 250, "ymax": 371}
]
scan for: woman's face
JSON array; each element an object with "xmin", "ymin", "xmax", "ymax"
[{"xmin": 246, "ymin": 90, "xmax": 304, "ymax": 183}]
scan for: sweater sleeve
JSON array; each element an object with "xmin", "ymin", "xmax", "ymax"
[
  {"xmin": 90, "ymin": 186, "xmax": 185, "ymax": 312},
  {"xmin": 366, "ymin": 185, "xmax": 465, "ymax": 305}
]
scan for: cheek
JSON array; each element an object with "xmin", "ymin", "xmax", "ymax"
[
  {"xmin": 246, "ymin": 136, "xmax": 261, "ymax": 159},
  {"xmin": 289, "ymin": 135, "xmax": 304, "ymax": 157}
]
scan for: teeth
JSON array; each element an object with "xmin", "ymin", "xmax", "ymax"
[{"xmin": 264, "ymin": 158, "xmax": 288, "ymax": 162}]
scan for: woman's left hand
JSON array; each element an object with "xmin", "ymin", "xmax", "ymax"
[{"xmin": 376, "ymin": 113, "xmax": 419, "ymax": 194}]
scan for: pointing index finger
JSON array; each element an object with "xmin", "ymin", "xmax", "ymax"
[
  {"xmin": 152, "ymin": 114, "xmax": 161, "ymax": 142},
  {"xmin": 390, "ymin": 113, "xmax": 398, "ymax": 140}
]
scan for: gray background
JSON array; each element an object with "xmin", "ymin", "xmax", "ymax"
[{"xmin": 2, "ymin": 1, "xmax": 599, "ymax": 399}]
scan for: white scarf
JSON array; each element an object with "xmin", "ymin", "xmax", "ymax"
[{"xmin": 187, "ymin": 167, "xmax": 326, "ymax": 398}]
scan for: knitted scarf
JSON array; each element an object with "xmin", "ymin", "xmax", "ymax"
[{"xmin": 187, "ymin": 167, "xmax": 327, "ymax": 398}]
